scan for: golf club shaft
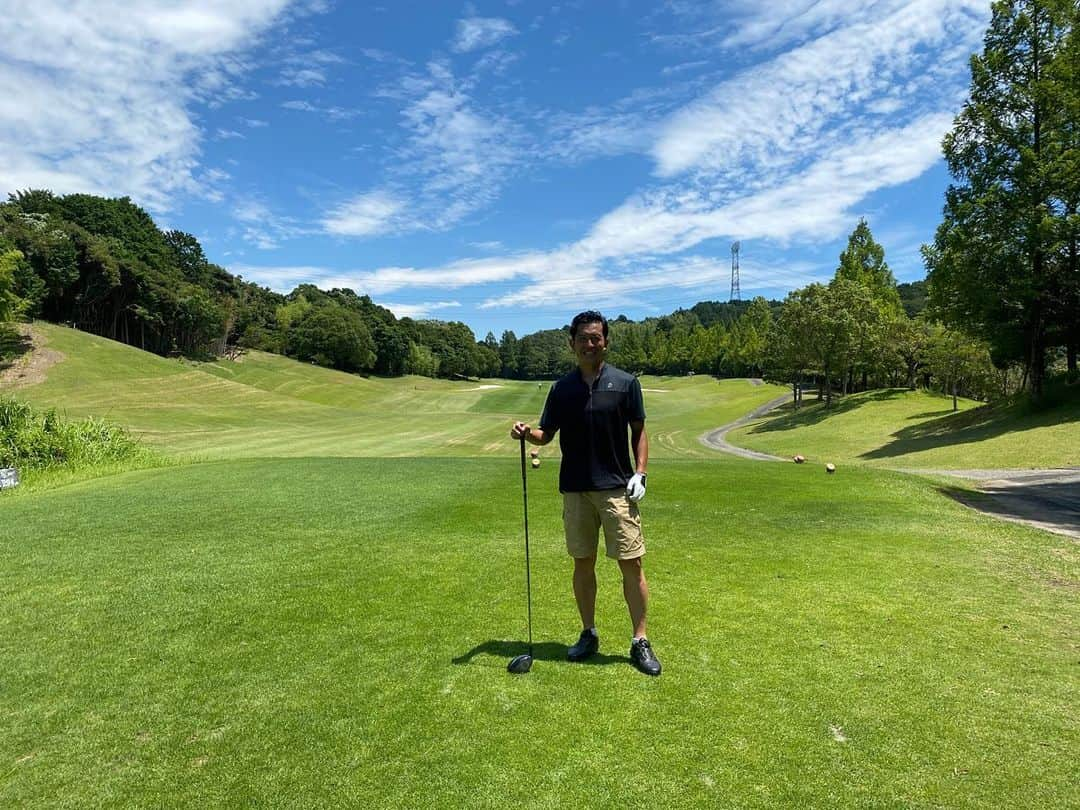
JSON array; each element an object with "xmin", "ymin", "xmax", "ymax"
[{"xmin": 520, "ymin": 437, "xmax": 532, "ymax": 654}]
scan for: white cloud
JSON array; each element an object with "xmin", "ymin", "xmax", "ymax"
[
  {"xmin": 321, "ymin": 191, "xmax": 407, "ymax": 238},
  {"xmin": 321, "ymin": 109, "xmax": 954, "ymax": 306},
  {"xmin": 452, "ymin": 17, "xmax": 518, "ymax": 53},
  {"xmin": 228, "ymin": 263, "xmax": 326, "ymax": 290},
  {"xmin": 277, "ymin": 66, "xmax": 326, "ymax": 86},
  {"xmin": 661, "ymin": 60, "xmax": 710, "ymax": 76},
  {"xmin": 281, "ymin": 98, "xmax": 358, "ymax": 120},
  {"xmin": 0, "ymin": 0, "xmax": 304, "ymax": 210},
  {"xmin": 354, "ymin": 252, "xmax": 549, "ymax": 295},
  {"xmin": 347, "ymin": 61, "xmax": 523, "ymax": 235},
  {"xmin": 586, "ymin": 112, "xmax": 954, "ymax": 258},
  {"xmin": 382, "ymin": 300, "xmax": 461, "ymax": 319},
  {"xmin": 275, "ymin": 47, "xmax": 343, "ymax": 86},
  {"xmin": 233, "ymin": 195, "xmax": 307, "ymax": 248},
  {"xmin": 652, "ymin": 0, "xmax": 986, "ymax": 178}
]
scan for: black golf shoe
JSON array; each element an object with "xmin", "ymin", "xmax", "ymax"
[
  {"xmin": 629, "ymin": 638, "xmax": 661, "ymax": 676},
  {"xmin": 567, "ymin": 628, "xmax": 599, "ymax": 662}
]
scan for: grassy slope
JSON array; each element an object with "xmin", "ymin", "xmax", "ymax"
[
  {"xmin": 12, "ymin": 323, "xmax": 787, "ymax": 460},
  {"xmin": 2, "ymin": 324, "xmax": 1077, "ymax": 806},
  {"xmin": 728, "ymin": 387, "xmax": 1080, "ymax": 469}
]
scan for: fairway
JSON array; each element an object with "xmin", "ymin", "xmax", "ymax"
[
  {"xmin": 10, "ymin": 323, "xmax": 787, "ymax": 462},
  {"xmin": 2, "ymin": 326, "xmax": 1078, "ymax": 807}
]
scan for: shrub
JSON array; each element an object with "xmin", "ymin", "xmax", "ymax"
[{"xmin": 0, "ymin": 397, "xmax": 146, "ymax": 472}]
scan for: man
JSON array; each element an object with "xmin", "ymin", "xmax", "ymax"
[{"xmin": 510, "ymin": 310, "xmax": 660, "ymax": 676}]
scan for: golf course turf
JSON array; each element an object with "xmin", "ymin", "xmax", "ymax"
[{"xmin": 1, "ymin": 324, "xmax": 1077, "ymax": 807}]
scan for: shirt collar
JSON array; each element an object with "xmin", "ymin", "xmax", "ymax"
[{"xmin": 577, "ymin": 361, "xmax": 607, "ymax": 388}]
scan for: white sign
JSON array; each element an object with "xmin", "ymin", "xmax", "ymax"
[{"xmin": 0, "ymin": 468, "xmax": 19, "ymax": 489}]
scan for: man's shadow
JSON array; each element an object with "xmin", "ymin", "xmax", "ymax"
[{"xmin": 453, "ymin": 640, "xmax": 626, "ymax": 667}]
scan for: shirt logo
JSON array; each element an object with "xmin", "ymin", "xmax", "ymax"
[{"xmin": 607, "ymin": 382, "xmax": 613, "ymax": 389}]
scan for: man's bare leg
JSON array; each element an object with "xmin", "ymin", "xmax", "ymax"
[
  {"xmin": 618, "ymin": 557, "xmax": 648, "ymax": 639},
  {"xmin": 572, "ymin": 554, "xmax": 598, "ymax": 629}
]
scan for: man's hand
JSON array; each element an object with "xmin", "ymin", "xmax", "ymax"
[
  {"xmin": 626, "ymin": 472, "xmax": 646, "ymax": 502},
  {"xmin": 511, "ymin": 422, "xmax": 531, "ymax": 441}
]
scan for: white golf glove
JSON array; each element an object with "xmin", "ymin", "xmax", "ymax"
[{"xmin": 626, "ymin": 472, "xmax": 647, "ymax": 502}]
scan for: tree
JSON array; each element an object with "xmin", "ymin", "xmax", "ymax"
[
  {"xmin": 887, "ymin": 317, "xmax": 935, "ymax": 390},
  {"xmin": 1045, "ymin": 12, "xmax": 1080, "ymax": 373},
  {"xmin": 926, "ymin": 0, "xmax": 1078, "ymax": 400},
  {"xmin": 788, "ymin": 281, "xmax": 877, "ymax": 407},
  {"xmin": 925, "ymin": 327, "xmax": 993, "ymax": 410},
  {"xmin": 607, "ymin": 321, "xmax": 649, "ymax": 373},
  {"xmin": 406, "ymin": 340, "xmax": 439, "ymax": 377},
  {"xmin": 730, "ymin": 296, "xmax": 772, "ymax": 376},
  {"xmin": 498, "ymin": 330, "xmax": 520, "ymax": 378},
  {"xmin": 836, "ymin": 219, "xmax": 903, "ymax": 318},
  {"xmin": 0, "ymin": 249, "xmax": 25, "ymax": 321},
  {"xmin": 474, "ymin": 340, "xmax": 501, "ymax": 378},
  {"xmin": 286, "ymin": 305, "xmax": 376, "ymax": 372},
  {"xmin": 897, "ymin": 280, "xmax": 929, "ymax": 318},
  {"xmin": 772, "ymin": 290, "xmax": 818, "ymax": 407}
]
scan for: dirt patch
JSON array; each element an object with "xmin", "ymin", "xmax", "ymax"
[{"xmin": 0, "ymin": 324, "xmax": 65, "ymax": 389}]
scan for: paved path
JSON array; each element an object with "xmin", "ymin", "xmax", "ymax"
[
  {"xmin": 931, "ymin": 469, "xmax": 1080, "ymax": 540},
  {"xmin": 698, "ymin": 391, "xmax": 791, "ymax": 461},
  {"xmin": 700, "ymin": 388, "xmax": 1080, "ymax": 540}
]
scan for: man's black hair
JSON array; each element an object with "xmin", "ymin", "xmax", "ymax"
[{"xmin": 569, "ymin": 310, "xmax": 608, "ymax": 339}]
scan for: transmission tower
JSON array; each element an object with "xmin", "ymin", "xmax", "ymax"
[{"xmin": 730, "ymin": 241, "xmax": 741, "ymax": 302}]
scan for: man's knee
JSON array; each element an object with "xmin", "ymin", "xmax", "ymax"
[
  {"xmin": 618, "ymin": 556, "xmax": 643, "ymax": 580},
  {"xmin": 573, "ymin": 554, "xmax": 597, "ymax": 572}
]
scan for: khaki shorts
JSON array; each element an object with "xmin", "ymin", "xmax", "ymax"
[{"xmin": 563, "ymin": 489, "xmax": 645, "ymax": 561}]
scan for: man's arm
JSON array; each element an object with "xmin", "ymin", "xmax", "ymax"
[
  {"xmin": 511, "ymin": 422, "xmax": 554, "ymax": 446},
  {"xmin": 630, "ymin": 419, "xmax": 648, "ymax": 474}
]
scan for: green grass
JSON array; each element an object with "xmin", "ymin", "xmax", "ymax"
[
  {"xmin": 729, "ymin": 387, "xmax": 1080, "ymax": 469},
  {"xmin": 2, "ymin": 457, "xmax": 1076, "ymax": 807},
  {"xmin": 2, "ymin": 323, "xmax": 1077, "ymax": 807}
]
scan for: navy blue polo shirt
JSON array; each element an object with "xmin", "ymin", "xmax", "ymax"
[{"xmin": 539, "ymin": 363, "xmax": 646, "ymax": 493}]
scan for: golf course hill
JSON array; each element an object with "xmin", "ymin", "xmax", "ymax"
[
  {"xmin": 6, "ymin": 320, "xmax": 1077, "ymax": 473},
  {"xmin": 728, "ymin": 384, "xmax": 1080, "ymax": 471},
  {"xmin": 4, "ymin": 321, "xmax": 790, "ymax": 463}
]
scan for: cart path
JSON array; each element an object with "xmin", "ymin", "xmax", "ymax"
[
  {"xmin": 934, "ymin": 469, "xmax": 1080, "ymax": 540},
  {"xmin": 698, "ymin": 391, "xmax": 791, "ymax": 461},
  {"xmin": 700, "ymin": 388, "xmax": 1080, "ymax": 540}
]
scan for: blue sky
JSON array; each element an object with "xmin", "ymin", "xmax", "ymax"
[{"xmin": 1, "ymin": 1, "xmax": 990, "ymax": 337}]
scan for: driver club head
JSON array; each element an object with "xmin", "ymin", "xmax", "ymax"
[{"xmin": 507, "ymin": 654, "xmax": 533, "ymax": 674}]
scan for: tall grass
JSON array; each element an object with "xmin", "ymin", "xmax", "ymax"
[{"xmin": 0, "ymin": 396, "xmax": 149, "ymax": 472}]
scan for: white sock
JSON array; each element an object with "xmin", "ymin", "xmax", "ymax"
[{"xmin": 632, "ymin": 636, "xmax": 647, "ymax": 644}]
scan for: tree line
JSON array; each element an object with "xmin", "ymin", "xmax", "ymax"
[{"xmin": 0, "ymin": 190, "xmax": 503, "ymax": 378}]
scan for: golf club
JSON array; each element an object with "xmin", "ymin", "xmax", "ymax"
[{"xmin": 507, "ymin": 436, "xmax": 534, "ymax": 674}]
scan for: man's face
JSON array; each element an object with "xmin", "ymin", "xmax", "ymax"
[{"xmin": 571, "ymin": 321, "xmax": 607, "ymax": 366}]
